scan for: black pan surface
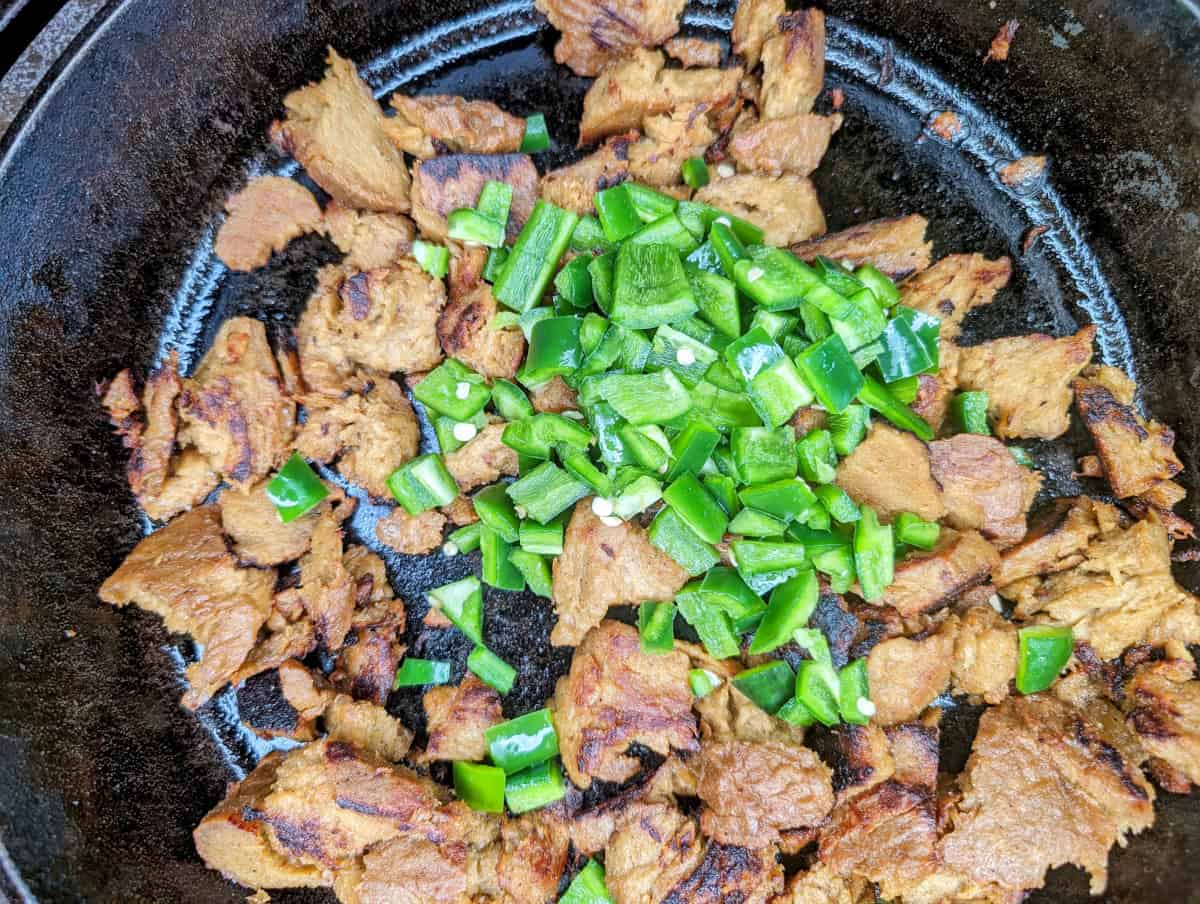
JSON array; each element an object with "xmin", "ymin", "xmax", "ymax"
[{"xmin": 0, "ymin": 0, "xmax": 1198, "ymax": 900}]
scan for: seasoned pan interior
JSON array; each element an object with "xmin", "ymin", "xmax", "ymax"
[{"xmin": 2, "ymin": 0, "xmax": 1199, "ymax": 901}]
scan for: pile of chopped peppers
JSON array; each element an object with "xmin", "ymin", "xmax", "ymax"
[{"xmin": 265, "ymin": 171, "xmax": 1061, "ymax": 800}]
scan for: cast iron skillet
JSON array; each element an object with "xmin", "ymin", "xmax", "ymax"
[{"xmin": 1, "ymin": 0, "xmax": 1198, "ymax": 900}]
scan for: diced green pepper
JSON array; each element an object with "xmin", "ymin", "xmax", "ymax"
[
  {"xmin": 953, "ymin": 390, "xmax": 991, "ymax": 435},
  {"xmin": 486, "ymin": 708, "xmax": 559, "ymax": 773},
  {"xmin": 468, "ymin": 645, "xmax": 517, "ymax": 694},
  {"xmin": 414, "ymin": 358, "xmax": 491, "ymax": 421},
  {"xmin": 628, "ymin": 212, "xmax": 701, "ymax": 255},
  {"xmin": 853, "ymin": 504, "xmax": 894, "ymax": 602},
  {"xmin": 560, "ymin": 859, "xmax": 615, "ymax": 904},
  {"xmin": 412, "ymin": 239, "xmax": 450, "ymax": 278},
  {"xmin": 519, "ymin": 512, "xmax": 567, "ymax": 556},
  {"xmin": 608, "ymin": 242, "xmax": 698, "ymax": 330},
  {"xmin": 266, "ymin": 453, "xmax": 329, "ymax": 523},
  {"xmin": 434, "ymin": 411, "xmax": 489, "ymax": 454},
  {"xmin": 777, "ymin": 697, "xmax": 816, "ymax": 726},
  {"xmin": 663, "ymin": 473, "xmax": 728, "ymax": 544},
  {"xmin": 388, "ymin": 454, "xmax": 460, "ymax": 514},
  {"xmin": 481, "ymin": 525, "xmax": 524, "ymax": 591},
  {"xmin": 794, "ymin": 334, "xmax": 865, "ymax": 415},
  {"xmin": 734, "ymin": 245, "xmax": 822, "ymax": 312},
  {"xmin": 749, "ymin": 569, "xmax": 818, "ymax": 654},
  {"xmin": 815, "ymin": 484, "xmax": 860, "ymax": 524},
  {"xmin": 750, "ymin": 309, "xmax": 800, "ymax": 340},
  {"xmin": 829, "ymin": 288, "xmax": 888, "ymax": 352},
  {"xmin": 826, "ymin": 403, "xmax": 870, "ymax": 455},
  {"xmin": 494, "ymin": 200, "xmax": 578, "ymax": 312},
  {"xmin": 814, "ymin": 255, "xmax": 864, "ymax": 295},
  {"xmin": 519, "ymin": 112, "xmax": 551, "ymax": 153},
  {"xmin": 689, "ymin": 667, "xmax": 723, "ymax": 698},
  {"xmin": 666, "ymin": 420, "xmax": 722, "ymax": 481},
  {"xmin": 796, "ymin": 660, "xmax": 841, "ymax": 726},
  {"xmin": 453, "ymin": 760, "xmax": 506, "ymax": 813},
  {"xmin": 724, "ymin": 327, "xmax": 814, "ymax": 427},
  {"xmin": 732, "ymin": 541, "xmax": 808, "ymax": 583},
  {"xmin": 555, "ymin": 256, "xmax": 595, "ymax": 309},
  {"xmin": 588, "ymin": 251, "xmax": 616, "ymax": 313},
  {"xmin": 729, "ymin": 507, "xmax": 787, "ymax": 536},
  {"xmin": 854, "ymin": 263, "xmax": 901, "ymax": 307},
  {"xmin": 738, "ymin": 478, "xmax": 819, "ymax": 523},
  {"xmin": 689, "ymin": 381, "xmax": 761, "ymax": 429},
  {"xmin": 894, "ymin": 511, "xmax": 940, "ymax": 550},
  {"xmin": 732, "ymin": 660, "xmax": 796, "ymax": 714},
  {"xmin": 703, "ymin": 474, "xmax": 741, "ymax": 517},
  {"xmin": 447, "ymin": 207, "xmax": 506, "ymax": 247},
  {"xmin": 796, "ymin": 428, "xmax": 838, "ymax": 484},
  {"xmin": 1016, "ymin": 625, "xmax": 1074, "ymax": 694},
  {"xmin": 508, "ymin": 548, "xmax": 553, "ymax": 598},
  {"xmin": 709, "ymin": 221, "xmax": 748, "ymax": 278},
  {"xmin": 684, "ymin": 264, "xmax": 741, "ymax": 339},
  {"xmin": 1009, "ymin": 445, "xmax": 1036, "ymax": 468},
  {"xmin": 812, "ymin": 544, "xmax": 856, "ymax": 592},
  {"xmin": 699, "ymin": 567, "xmax": 766, "ymax": 623},
  {"xmin": 613, "ymin": 474, "xmax": 664, "ymax": 519},
  {"xmin": 428, "ymin": 576, "xmax": 484, "ymax": 643},
  {"xmin": 483, "ymin": 246, "xmax": 510, "ymax": 283},
  {"xmin": 649, "ymin": 506, "xmax": 720, "ymax": 575},
  {"xmin": 520, "ymin": 316, "xmax": 583, "ymax": 386},
  {"xmin": 730, "ymin": 427, "xmax": 797, "ymax": 484},
  {"xmin": 639, "ymin": 601, "xmax": 677, "ymax": 653},
  {"xmin": 570, "ymin": 215, "xmax": 613, "ymax": 254},
  {"xmin": 473, "ymin": 483, "xmax": 521, "ymax": 543},
  {"xmin": 506, "ymin": 462, "xmax": 590, "ymax": 524},
  {"xmin": 492, "ymin": 379, "xmax": 535, "ymax": 421},
  {"xmin": 559, "ymin": 446, "xmax": 612, "ymax": 497},
  {"xmin": 877, "ymin": 306, "xmax": 940, "ymax": 382},
  {"xmin": 681, "ymin": 156, "xmax": 710, "ymax": 189},
  {"xmin": 448, "ymin": 521, "xmax": 483, "ymax": 554},
  {"xmin": 393, "ymin": 657, "xmax": 452, "ymax": 688},
  {"xmin": 599, "ymin": 369, "xmax": 692, "ymax": 425},
  {"xmin": 857, "ymin": 374, "xmax": 934, "ymax": 441},
  {"xmin": 505, "ymin": 758, "xmax": 566, "ymax": 813},
  {"xmin": 838, "ymin": 659, "xmax": 873, "ymax": 724},
  {"xmin": 676, "ymin": 581, "xmax": 741, "ymax": 659},
  {"xmin": 594, "ymin": 184, "xmax": 643, "ymax": 242}
]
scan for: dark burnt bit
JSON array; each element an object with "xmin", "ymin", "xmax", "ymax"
[
  {"xmin": 339, "ymin": 272, "xmax": 373, "ymax": 321},
  {"xmin": 1074, "ymin": 380, "xmax": 1151, "ymax": 443},
  {"xmin": 1075, "ymin": 641, "xmax": 1163, "ymax": 703},
  {"xmin": 826, "ymin": 724, "xmax": 886, "ymax": 795},
  {"xmin": 984, "ymin": 19, "xmax": 1020, "ymax": 64}
]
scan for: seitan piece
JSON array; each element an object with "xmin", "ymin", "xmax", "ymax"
[
  {"xmin": 193, "ymin": 752, "xmax": 329, "ymax": 890},
  {"xmin": 219, "ymin": 479, "xmax": 351, "ymax": 567},
  {"xmin": 791, "ymin": 214, "xmax": 933, "ymax": 280},
  {"xmin": 1073, "ymin": 365, "xmax": 1182, "ymax": 498},
  {"xmin": 179, "ymin": 317, "xmax": 295, "ymax": 491},
  {"xmin": 437, "ymin": 284, "xmax": 526, "ymax": 380},
  {"xmin": 694, "ymin": 173, "xmax": 825, "ymax": 246},
  {"xmin": 99, "ymin": 357, "xmax": 220, "ymax": 522},
  {"xmin": 388, "ymin": 94, "xmax": 525, "ymax": 156},
  {"xmin": 818, "ymin": 721, "xmax": 941, "ymax": 900},
  {"xmin": 1007, "ymin": 515, "xmax": 1200, "ymax": 660},
  {"xmin": 898, "ymin": 253, "xmax": 1012, "ymax": 341},
  {"xmin": 214, "ymin": 176, "xmax": 323, "ymax": 271},
  {"xmin": 661, "ymin": 842, "xmax": 784, "ymax": 903},
  {"xmin": 410, "ymin": 153, "xmax": 538, "ymax": 243},
  {"xmin": 99, "ymin": 506, "xmax": 275, "ymax": 708},
  {"xmin": 956, "ymin": 324, "xmax": 1096, "ymax": 440},
  {"xmin": 577, "ymin": 49, "xmax": 742, "ymax": 146},
  {"xmin": 834, "ymin": 422, "xmax": 945, "ymax": 522},
  {"xmin": 538, "ymin": 132, "xmax": 634, "ymax": 216},
  {"xmin": 909, "ymin": 340, "xmax": 959, "ymax": 434},
  {"xmin": 535, "ymin": 0, "xmax": 688, "ymax": 77},
  {"xmin": 529, "ymin": 376, "xmax": 580, "ymax": 414},
  {"xmin": 928, "ymin": 433, "xmax": 1042, "ymax": 547},
  {"xmin": 664, "ymin": 36, "xmax": 724, "ymax": 68},
  {"xmin": 992, "ymin": 496, "xmax": 1104, "ymax": 590},
  {"xmin": 731, "ymin": 0, "xmax": 785, "ymax": 69},
  {"xmin": 324, "ymin": 693, "xmax": 414, "ymax": 762},
  {"xmin": 879, "ymin": 529, "xmax": 1000, "ymax": 618},
  {"xmin": 322, "ymin": 201, "xmax": 415, "ymax": 271},
  {"xmin": 442, "ymin": 421, "xmax": 519, "ymax": 494},
  {"xmin": 375, "ymin": 507, "xmax": 446, "ymax": 556},
  {"xmin": 696, "ymin": 734, "xmax": 834, "ymax": 847},
  {"xmin": 938, "ymin": 695, "xmax": 1154, "ymax": 898},
  {"xmin": 951, "ymin": 604, "xmax": 1018, "ymax": 704},
  {"xmin": 296, "ymin": 261, "xmax": 446, "ymax": 383},
  {"xmin": 296, "ymin": 511, "xmax": 356, "ymax": 652},
  {"xmin": 628, "ymin": 106, "xmax": 716, "ymax": 187},
  {"xmin": 295, "ymin": 375, "xmax": 420, "ymax": 499},
  {"xmin": 866, "ymin": 620, "xmax": 957, "ymax": 725},
  {"xmin": 277, "ymin": 49, "xmax": 411, "ymax": 212},
  {"xmin": 604, "ymin": 801, "xmax": 707, "ymax": 903},
  {"xmin": 759, "ymin": 8, "xmax": 825, "ymax": 120},
  {"xmin": 421, "ymin": 674, "xmax": 504, "ymax": 762},
  {"xmin": 729, "ymin": 112, "xmax": 842, "ymax": 177},
  {"xmin": 1125, "ymin": 658, "xmax": 1200, "ymax": 790},
  {"xmin": 553, "ymin": 620, "xmax": 697, "ymax": 786},
  {"xmin": 550, "ymin": 499, "xmax": 689, "ymax": 646}
]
